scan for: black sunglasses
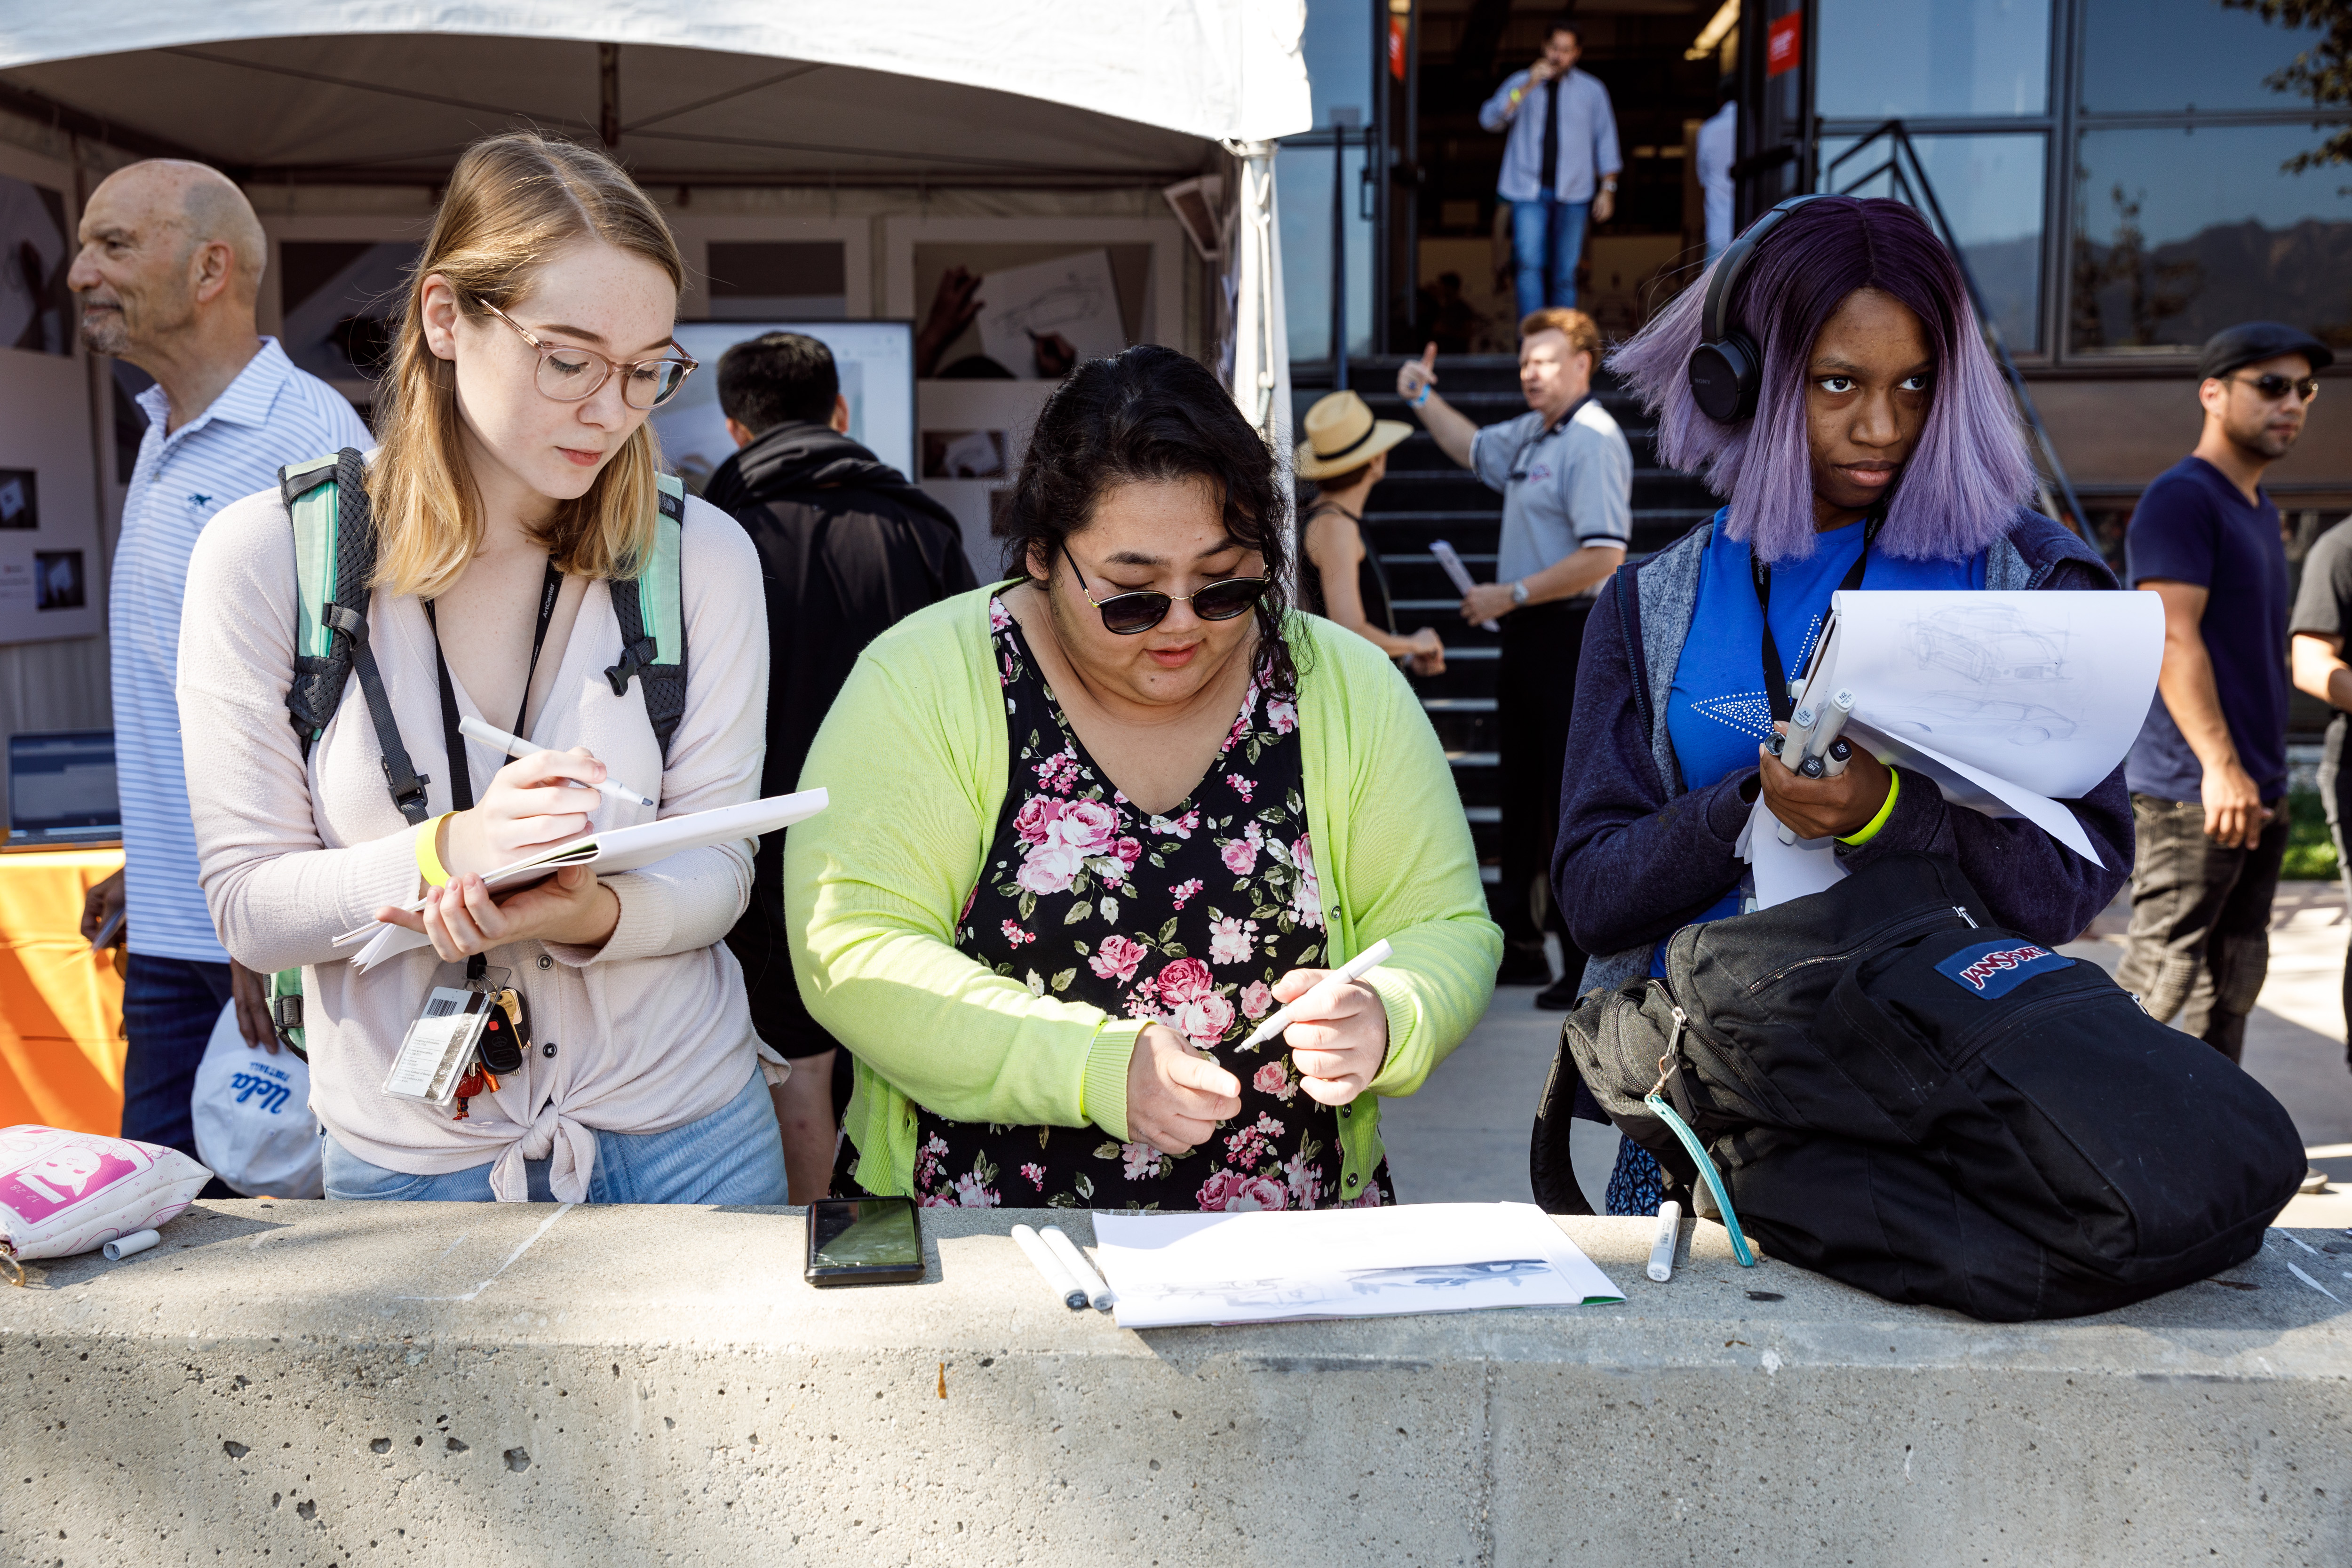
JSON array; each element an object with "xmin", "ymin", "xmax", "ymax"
[
  {"xmin": 2231, "ymin": 372, "xmax": 2320, "ymax": 403},
  {"xmin": 1059, "ymin": 543, "xmax": 1271, "ymax": 635}
]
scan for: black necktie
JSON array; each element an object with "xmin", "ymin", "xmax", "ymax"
[{"xmin": 1539, "ymin": 76, "xmax": 1562, "ymax": 194}]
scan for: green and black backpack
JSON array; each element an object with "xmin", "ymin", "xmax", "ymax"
[{"xmin": 263, "ymin": 446, "xmax": 689, "ymax": 1057}]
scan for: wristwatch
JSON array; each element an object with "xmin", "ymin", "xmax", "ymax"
[{"xmin": 1510, "ymin": 580, "xmax": 1531, "ymax": 606}]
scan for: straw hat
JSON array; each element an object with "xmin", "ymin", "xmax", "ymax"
[{"xmin": 1294, "ymin": 389, "xmax": 1412, "ymax": 481}]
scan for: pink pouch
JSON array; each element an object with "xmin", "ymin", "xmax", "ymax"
[{"xmin": 0, "ymin": 1125, "xmax": 211, "ymax": 1265}]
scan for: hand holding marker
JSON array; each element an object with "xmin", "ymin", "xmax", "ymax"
[
  {"xmin": 456, "ymin": 714, "xmax": 655, "ymax": 809},
  {"xmin": 1773, "ymin": 686, "xmax": 1858, "ymax": 845},
  {"xmin": 1239, "ymin": 939, "xmax": 1394, "ymax": 1051}
]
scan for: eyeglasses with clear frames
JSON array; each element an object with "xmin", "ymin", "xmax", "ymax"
[{"xmin": 477, "ymin": 300, "xmax": 698, "ymax": 409}]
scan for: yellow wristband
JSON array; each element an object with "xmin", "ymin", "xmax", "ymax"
[
  {"xmin": 415, "ymin": 812, "xmax": 456, "ymax": 887},
  {"xmin": 1838, "ymin": 769, "xmax": 1900, "ymax": 846}
]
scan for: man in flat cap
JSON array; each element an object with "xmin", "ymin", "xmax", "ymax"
[{"xmin": 2120, "ymin": 321, "xmax": 2330, "ymax": 1072}]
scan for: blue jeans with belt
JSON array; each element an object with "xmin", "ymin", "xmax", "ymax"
[
  {"xmin": 322, "ymin": 1067, "xmax": 788, "ymax": 1203},
  {"xmin": 1509, "ymin": 196, "xmax": 1591, "ymax": 319}
]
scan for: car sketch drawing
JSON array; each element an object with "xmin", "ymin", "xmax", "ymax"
[
  {"xmin": 1875, "ymin": 696, "xmax": 2079, "ymax": 747},
  {"xmin": 983, "ymin": 268, "xmax": 1111, "ymax": 342},
  {"xmin": 1344, "ymin": 1258, "xmax": 1554, "ymax": 1295},
  {"xmin": 1908, "ymin": 605, "xmax": 2066, "ymax": 684}
]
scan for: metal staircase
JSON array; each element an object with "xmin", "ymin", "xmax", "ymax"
[{"xmin": 1293, "ymin": 353, "xmax": 1719, "ymax": 896}]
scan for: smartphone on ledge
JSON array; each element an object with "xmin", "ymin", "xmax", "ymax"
[{"xmin": 804, "ymin": 1196, "xmax": 925, "ymax": 1287}]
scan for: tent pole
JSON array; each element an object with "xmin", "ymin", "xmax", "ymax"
[{"xmin": 1222, "ymin": 139, "xmax": 1295, "ymax": 581}]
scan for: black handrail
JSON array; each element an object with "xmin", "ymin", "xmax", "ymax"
[{"xmin": 1822, "ymin": 121, "xmax": 2087, "ymax": 536}]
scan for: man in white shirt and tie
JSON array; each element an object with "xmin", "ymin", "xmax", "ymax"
[
  {"xmin": 1479, "ymin": 15, "xmax": 1622, "ymax": 320},
  {"xmin": 70, "ymin": 160, "xmax": 368, "ymax": 1186}
]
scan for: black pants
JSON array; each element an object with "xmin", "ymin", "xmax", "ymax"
[
  {"xmin": 1496, "ymin": 598, "xmax": 1590, "ymax": 982},
  {"xmin": 2114, "ymin": 792, "xmax": 2289, "ymax": 1065},
  {"xmin": 2322, "ymin": 716, "xmax": 2352, "ymax": 1072}
]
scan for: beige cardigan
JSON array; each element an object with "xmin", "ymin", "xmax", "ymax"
[{"xmin": 177, "ymin": 484, "xmax": 771, "ymax": 1202}]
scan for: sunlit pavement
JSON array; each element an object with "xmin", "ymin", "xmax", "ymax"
[{"xmin": 1383, "ymin": 883, "xmax": 2352, "ymax": 1227}]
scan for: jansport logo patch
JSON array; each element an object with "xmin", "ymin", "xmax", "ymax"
[{"xmin": 1934, "ymin": 939, "xmax": 2074, "ymax": 1000}]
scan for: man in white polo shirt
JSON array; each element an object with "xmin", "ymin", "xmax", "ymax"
[
  {"xmin": 1398, "ymin": 306, "xmax": 1632, "ymax": 1007},
  {"xmin": 70, "ymin": 160, "xmax": 368, "ymax": 1182}
]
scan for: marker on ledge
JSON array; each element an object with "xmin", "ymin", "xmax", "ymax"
[
  {"xmin": 457, "ymin": 714, "xmax": 654, "ymax": 809},
  {"xmin": 1041, "ymin": 1225, "xmax": 1114, "ymax": 1312},
  {"xmin": 1011, "ymin": 1224, "xmax": 1088, "ymax": 1310},
  {"xmin": 1647, "ymin": 1201, "xmax": 1681, "ymax": 1283},
  {"xmin": 1238, "ymin": 938, "xmax": 1395, "ymax": 1052}
]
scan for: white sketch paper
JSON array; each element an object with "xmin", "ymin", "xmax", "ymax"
[
  {"xmin": 1747, "ymin": 798, "xmax": 1848, "ymax": 904},
  {"xmin": 975, "ymin": 251, "xmax": 1126, "ymax": 377},
  {"xmin": 1091, "ymin": 1202, "xmax": 1624, "ymax": 1329},
  {"xmin": 1738, "ymin": 591, "xmax": 2153, "ymax": 908},
  {"xmin": 1824, "ymin": 590, "xmax": 2162, "ymax": 801}
]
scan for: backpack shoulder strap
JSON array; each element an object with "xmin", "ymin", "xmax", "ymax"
[
  {"xmin": 605, "ymin": 475, "xmax": 689, "ymax": 765},
  {"xmin": 279, "ymin": 447, "xmax": 433, "ymax": 824}
]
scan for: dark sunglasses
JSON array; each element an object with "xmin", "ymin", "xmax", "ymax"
[
  {"xmin": 2231, "ymin": 372, "xmax": 2320, "ymax": 403},
  {"xmin": 1059, "ymin": 543, "xmax": 1271, "ymax": 635}
]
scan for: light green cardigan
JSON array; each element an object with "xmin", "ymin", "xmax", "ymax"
[{"xmin": 784, "ymin": 585, "xmax": 1502, "ymax": 1202}]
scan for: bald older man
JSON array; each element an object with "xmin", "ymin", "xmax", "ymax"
[{"xmin": 70, "ymin": 161, "xmax": 367, "ymax": 1184}]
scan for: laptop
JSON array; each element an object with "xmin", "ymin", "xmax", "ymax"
[{"xmin": 5, "ymin": 730, "xmax": 123, "ymax": 851}]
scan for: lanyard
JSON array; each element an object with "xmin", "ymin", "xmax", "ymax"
[
  {"xmin": 1506, "ymin": 394, "xmax": 1590, "ymax": 481},
  {"xmin": 1752, "ymin": 514, "xmax": 1882, "ymax": 724},
  {"xmin": 422, "ymin": 557, "xmax": 564, "ymax": 814}
]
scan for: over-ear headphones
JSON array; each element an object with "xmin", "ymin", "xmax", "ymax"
[{"xmin": 1686, "ymin": 194, "xmax": 1828, "ymax": 424}]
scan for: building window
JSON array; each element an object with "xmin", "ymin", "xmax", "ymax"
[
  {"xmin": 2070, "ymin": 0, "xmax": 2352, "ymax": 359},
  {"xmin": 2069, "ymin": 123, "xmax": 2352, "ymax": 355},
  {"xmin": 1277, "ymin": 140, "xmax": 1378, "ymax": 364},
  {"xmin": 1824, "ymin": 132, "xmax": 2049, "ymax": 352},
  {"xmin": 2079, "ymin": 0, "xmax": 2334, "ymax": 114},
  {"xmin": 1816, "ymin": 0, "xmax": 2053, "ymax": 119}
]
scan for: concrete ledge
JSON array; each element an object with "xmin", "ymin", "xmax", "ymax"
[{"xmin": 4, "ymin": 1202, "xmax": 2348, "ymax": 1566}]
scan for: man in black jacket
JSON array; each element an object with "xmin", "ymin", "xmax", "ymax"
[{"xmin": 705, "ymin": 332, "xmax": 979, "ymax": 1202}]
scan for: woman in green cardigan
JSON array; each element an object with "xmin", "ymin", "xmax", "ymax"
[{"xmin": 787, "ymin": 346, "xmax": 1500, "ymax": 1208}]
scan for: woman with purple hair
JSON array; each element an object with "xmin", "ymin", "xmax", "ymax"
[{"xmin": 1553, "ymin": 196, "xmax": 2132, "ymax": 1215}]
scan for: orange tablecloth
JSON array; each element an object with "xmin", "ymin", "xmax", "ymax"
[{"xmin": 0, "ymin": 848, "xmax": 126, "ymax": 1135}]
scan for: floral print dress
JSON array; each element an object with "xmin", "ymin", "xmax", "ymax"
[{"xmin": 908, "ymin": 595, "xmax": 1394, "ymax": 1212}]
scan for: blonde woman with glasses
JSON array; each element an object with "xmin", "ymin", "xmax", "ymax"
[{"xmin": 177, "ymin": 133, "xmax": 786, "ymax": 1204}]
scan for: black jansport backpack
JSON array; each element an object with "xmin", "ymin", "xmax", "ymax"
[{"xmin": 1532, "ymin": 852, "xmax": 2304, "ymax": 1321}]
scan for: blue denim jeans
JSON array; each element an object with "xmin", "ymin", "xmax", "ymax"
[
  {"xmin": 121, "ymin": 953, "xmax": 235, "ymax": 1194},
  {"xmin": 1510, "ymin": 196, "xmax": 1591, "ymax": 318},
  {"xmin": 322, "ymin": 1067, "xmax": 787, "ymax": 1204}
]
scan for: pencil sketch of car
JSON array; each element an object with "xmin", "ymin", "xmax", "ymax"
[
  {"xmin": 1908, "ymin": 605, "xmax": 2066, "ymax": 684},
  {"xmin": 1875, "ymin": 697, "xmax": 2079, "ymax": 747},
  {"xmin": 1343, "ymin": 1258, "xmax": 1554, "ymax": 1294},
  {"xmin": 985, "ymin": 269, "xmax": 1111, "ymax": 340}
]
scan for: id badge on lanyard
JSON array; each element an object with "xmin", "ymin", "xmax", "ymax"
[
  {"xmin": 386, "ymin": 558, "xmax": 558, "ymax": 1118},
  {"xmin": 383, "ymin": 964, "xmax": 532, "ymax": 1116}
]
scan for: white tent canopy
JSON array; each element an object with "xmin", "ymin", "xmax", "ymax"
[
  {"xmin": 1, "ymin": 1, "xmax": 1304, "ymax": 455},
  {"xmin": 0, "ymin": 2, "xmax": 1309, "ymax": 184}
]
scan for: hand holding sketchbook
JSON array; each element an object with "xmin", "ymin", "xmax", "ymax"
[
  {"xmin": 1745, "ymin": 590, "xmax": 2162, "ymax": 907},
  {"xmin": 335, "ymin": 788, "xmax": 829, "ymax": 969}
]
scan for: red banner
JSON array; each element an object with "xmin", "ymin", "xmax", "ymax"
[
  {"xmin": 1766, "ymin": 12, "xmax": 1802, "ymax": 78},
  {"xmin": 1389, "ymin": 16, "xmax": 1407, "ymax": 81}
]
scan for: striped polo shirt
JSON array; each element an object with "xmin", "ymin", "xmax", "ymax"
[{"xmin": 112, "ymin": 336, "xmax": 370, "ymax": 963}]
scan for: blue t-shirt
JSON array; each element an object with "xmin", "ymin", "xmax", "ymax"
[
  {"xmin": 2123, "ymin": 457, "xmax": 2289, "ymax": 802},
  {"xmin": 1652, "ymin": 512, "xmax": 1986, "ymax": 966}
]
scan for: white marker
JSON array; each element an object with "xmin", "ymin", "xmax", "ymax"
[
  {"xmin": 457, "ymin": 714, "xmax": 654, "ymax": 809},
  {"xmin": 103, "ymin": 1228, "xmax": 160, "ymax": 1262},
  {"xmin": 1040, "ymin": 1225, "xmax": 1115, "ymax": 1312},
  {"xmin": 1647, "ymin": 1201, "xmax": 1681, "ymax": 1283},
  {"xmin": 1011, "ymin": 1224, "xmax": 1087, "ymax": 1310},
  {"xmin": 1804, "ymin": 690, "xmax": 1856, "ymax": 766},
  {"xmin": 1239, "ymin": 938, "xmax": 1395, "ymax": 1052}
]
